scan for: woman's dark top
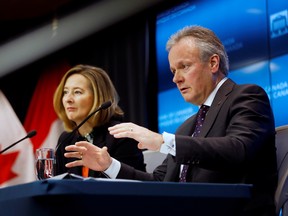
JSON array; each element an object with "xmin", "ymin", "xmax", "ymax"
[{"xmin": 55, "ymin": 116, "xmax": 146, "ymax": 178}]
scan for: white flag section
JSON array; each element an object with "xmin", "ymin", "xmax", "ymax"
[
  {"xmin": 40, "ymin": 119, "xmax": 64, "ymax": 149},
  {"xmin": 0, "ymin": 90, "xmax": 36, "ymax": 187}
]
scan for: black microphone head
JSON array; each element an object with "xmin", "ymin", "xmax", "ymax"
[
  {"xmin": 27, "ymin": 130, "xmax": 37, "ymax": 138},
  {"xmin": 100, "ymin": 101, "xmax": 112, "ymax": 110}
]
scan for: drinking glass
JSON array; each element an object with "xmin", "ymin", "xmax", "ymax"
[{"xmin": 35, "ymin": 148, "xmax": 55, "ymax": 180}]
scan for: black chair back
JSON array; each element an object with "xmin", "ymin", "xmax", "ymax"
[{"xmin": 275, "ymin": 125, "xmax": 288, "ymax": 216}]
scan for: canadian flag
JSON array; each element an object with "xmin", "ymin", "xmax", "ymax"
[
  {"xmin": 0, "ymin": 90, "xmax": 35, "ymax": 187},
  {"xmin": 0, "ymin": 62, "xmax": 69, "ymax": 188},
  {"xmin": 24, "ymin": 62, "xmax": 69, "ymax": 152}
]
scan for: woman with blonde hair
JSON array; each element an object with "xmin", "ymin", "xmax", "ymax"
[{"xmin": 53, "ymin": 64, "xmax": 146, "ymax": 177}]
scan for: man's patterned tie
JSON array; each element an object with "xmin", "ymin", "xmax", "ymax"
[{"xmin": 179, "ymin": 105, "xmax": 210, "ymax": 182}]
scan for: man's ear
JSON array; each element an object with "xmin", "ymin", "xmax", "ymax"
[{"xmin": 210, "ymin": 54, "xmax": 220, "ymax": 72}]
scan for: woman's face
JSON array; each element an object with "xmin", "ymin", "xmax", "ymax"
[{"xmin": 62, "ymin": 73, "xmax": 94, "ymax": 125}]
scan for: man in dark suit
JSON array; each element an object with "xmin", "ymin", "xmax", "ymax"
[{"xmin": 64, "ymin": 25, "xmax": 277, "ymax": 216}]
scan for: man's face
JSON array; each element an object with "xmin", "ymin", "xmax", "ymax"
[{"xmin": 168, "ymin": 38, "xmax": 215, "ymax": 106}]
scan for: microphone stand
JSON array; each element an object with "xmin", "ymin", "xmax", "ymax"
[
  {"xmin": 55, "ymin": 101, "xmax": 112, "ymax": 152},
  {"xmin": 0, "ymin": 130, "xmax": 37, "ymax": 154}
]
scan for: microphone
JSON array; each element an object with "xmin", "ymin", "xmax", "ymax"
[
  {"xmin": 0, "ymin": 130, "xmax": 37, "ymax": 154},
  {"xmin": 55, "ymin": 101, "xmax": 112, "ymax": 151},
  {"xmin": 74, "ymin": 101, "xmax": 112, "ymax": 132}
]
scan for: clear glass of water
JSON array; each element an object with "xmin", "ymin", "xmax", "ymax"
[{"xmin": 35, "ymin": 148, "xmax": 55, "ymax": 180}]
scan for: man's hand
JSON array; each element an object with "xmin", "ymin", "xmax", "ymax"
[
  {"xmin": 108, "ymin": 122, "xmax": 164, "ymax": 151},
  {"xmin": 65, "ymin": 141, "xmax": 112, "ymax": 171}
]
